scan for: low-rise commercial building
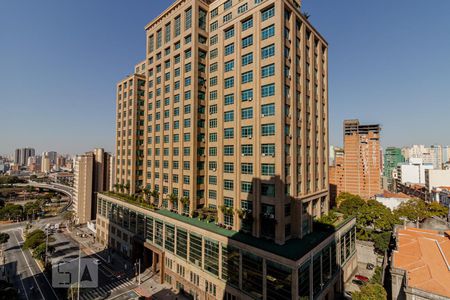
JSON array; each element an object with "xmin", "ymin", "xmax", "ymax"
[{"xmin": 425, "ymin": 169, "xmax": 450, "ymax": 193}]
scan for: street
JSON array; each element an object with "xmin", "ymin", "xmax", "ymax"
[{"xmin": 1, "ymin": 226, "xmax": 58, "ymax": 300}]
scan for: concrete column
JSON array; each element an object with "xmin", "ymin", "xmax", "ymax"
[
  {"xmin": 263, "ymin": 258, "xmax": 267, "ymax": 300},
  {"xmin": 291, "ymin": 267, "xmax": 299, "ymax": 300},
  {"xmin": 152, "ymin": 252, "xmax": 157, "ymax": 273},
  {"xmin": 160, "ymin": 252, "xmax": 165, "ymax": 284}
]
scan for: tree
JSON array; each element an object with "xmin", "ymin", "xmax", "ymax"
[
  {"xmin": 23, "ymin": 229, "xmax": 46, "ymax": 249},
  {"xmin": 352, "ymin": 283, "xmax": 387, "ymax": 300},
  {"xmin": 0, "ymin": 232, "xmax": 9, "ymax": 244},
  {"xmin": 427, "ymin": 201, "xmax": 448, "ymax": 218},
  {"xmin": 150, "ymin": 190, "xmax": 160, "ymax": 205},
  {"xmin": 33, "ymin": 242, "xmax": 55, "ymax": 261},
  {"xmin": 336, "ymin": 193, "xmax": 366, "ymax": 216},
  {"xmin": 62, "ymin": 211, "xmax": 74, "ymax": 222},
  {"xmin": 394, "ymin": 198, "xmax": 429, "ymax": 224},
  {"xmin": 371, "ymin": 231, "xmax": 392, "ymax": 254},
  {"xmin": 0, "ymin": 203, "xmax": 24, "ymax": 221}
]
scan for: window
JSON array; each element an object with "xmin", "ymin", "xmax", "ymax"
[
  {"xmin": 238, "ymin": 3, "xmax": 248, "ymax": 14},
  {"xmin": 242, "ymin": 35, "xmax": 253, "ymax": 48},
  {"xmin": 224, "ymin": 128, "xmax": 234, "ymax": 139},
  {"xmin": 185, "ymin": 7, "xmax": 192, "ymax": 30},
  {"xmin": 209, "ymin": 119, "xmax": 218, "ymax": 128},
  {"xmin": 241, "ymin": 126, "xmax": 253, "ymax": 138},
  {"xmin": 224, "ymin": 163, "xmax": 234, "ymax": 173},
  {"xmin": 209, "ymin": 176, "xmax": 217, "ymax": 185},
  {"xmin": 262, "ymin": 123, "xmax": 275, "ymax": 136},
  {"xmin": 242, "ymin": 18, "xmax": 253, "ymax": 31},
  {"xmin": 223, "ymin": 13, "xmax": 233, "ymax": 23},
  {"xmin": 261, "ymin": 103, "xmax": 275, "ymax": 116},
  {"xmin": 225, "ymin": 60, "xmax": 235, "ymax": 72},
  {"xmin": 262, "ymin": 144, "xmax": 275, "ymax": 156},
  {"xmin": 210, "ymin": 34, "xmax": 218, "ymax": 45},
  {"xmin": 242, "ymin": 71, "xmax": 253, "ymax": 84},
  {"xmin": 241, "ymin": 182, "xmax": 252, "ymax": 193},
  {"xmin": 241, "ymin": 89, "xmax": 253, "ymax": 101},
  {"xmin": 261, "ymin": 63, "xmax": 275, "ymax": 78},
  {"xmin": 174, "ymin": 15, "xmax": 181, "ymax": 37},
  {"xmin": 224, "ymin": 77, "xmax": 234, "ymax": 89},
  {"xmin": 224, "ymin": 180, "xmax": 234, "ymax": 191},
  {"xmin": 199, "ymin": 8, "xmax": 207, "ymax": 30},
  {"xmin": 224, "ymin": 145, "xmax": 234, "ymax": 156},
  {"xmin": 225, "ymin": 94, "xmax": 234, "ymax": 105},
  {"xmin": 241, "ymin": 107, "xmax": 253, "ymax": 119},
  {"xmin": 225, "ymin": 27, "xmax": 235, "ymax": 39},
  {"xmin": 210, "ymin": 21, "xmax": 218, "ymax": 32},
  {"xmin": 262, "ymin": 44, "xmax": 275, "ymax": 59},
  {"xmin": 224, "ymin": 0, "xmax": 232, "ymax": 10},
  {"xmin": 225, "ymin": 43, "xmax": 235, "ymax": 56},
  {"xmin": 165, "ymin": 23, "xmax": 171, "ymax": 43},
  {"xmin": 211, "ymin": 8, "xmax": 219, "ymax": 18},
  {"xmin": 224, "ymin": 111, "xmax": 234, "ymax": 122},
  {"xmin": 210, "ymin": 104, "xmax": 217, "ymax": 114},
  {"xmin": 261, "ymin": 83, "xmax": 275, "ymax": 97},
  {"xmin": 242, "ymin": 53, "xmax": 253, "ymax": 66},
  {"xmin": 210, "ymin": 76, "xmax": 218, "ymax": 86},
  {"xmin": 261, "ymin": 5, "xmax": 275, "ymax": 21},
  {"xmin": 210, "ymin": 49, "xmax": 218, "ymax": 59},
  {"xmin": 261, "ymin": 24, "xmax": 275, "ymax": 40},
  {"xmin": 210, "ymin": 62, "xmax": 218, "ymax": 73},
  {"xmin": 241, "ymin": 163, "xmax": 253, "ymax": 174},
  {"xmin": 262, "ymin": 164, "xmax": 275, "ymax": 176},
  {"xmin": 241, "ymin": 144, "xmax": 253, "ymax": 156},
  {"xmin": 185, "ymin": 34, "xmax": 191, "ymax": 44},
  {"xmin": 210, "ymin": 90, "xmax": 218, "ymax": 100}
]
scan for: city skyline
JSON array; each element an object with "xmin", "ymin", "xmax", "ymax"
[{"xmin": 1, "ymin": 0, "xmax": 450, "ymax": 154}]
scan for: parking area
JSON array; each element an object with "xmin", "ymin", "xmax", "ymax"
[{"xmin": 344, "ymin": 262, "xmax": 377, "ymax": 296}]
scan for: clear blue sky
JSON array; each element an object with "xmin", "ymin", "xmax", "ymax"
[{"xmin": 0, "ymin": 0, "xmax": 449, "ymax": 156}]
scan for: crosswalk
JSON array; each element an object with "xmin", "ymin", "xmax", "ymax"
[{"xmin": 80, "ymin": 277, "xmax": 136, "ymax": 300}]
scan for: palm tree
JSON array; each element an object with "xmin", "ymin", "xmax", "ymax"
[
  {"xmin": 119, "ymin": 184, "xmax": 125, "ymax": 194},
  {"xmin": 167, "ymin": 193, "xmax": 178, "ymax": 211},
  {"xmin": 113, "ymin": 183, "xmax": 120, "ymax": 193},
  {"xmin": 150, "ymin": 190, "xmax": 160, "ymax": 206},
  {"xmin": 124, "ymin": 183, "xmax": 130, "ymax": 194}
]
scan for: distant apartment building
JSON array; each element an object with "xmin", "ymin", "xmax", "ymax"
[
  {"xmin": 329, "ymin": 120, "xmax": 381, "ymax": 200},
  {"xmin": 329, "ymin": 147, "xmax": 344, "ymax": 203},
  {"xmin": 74, "ymin": 148, "xmax": 112, "ymax": 224},
  {"xmin": 402, "ymin": 144, "xmax": 450, "ymax": 170},
  {"xmin": 383, "ymin": 147, "xmax": 404, "ymax": 191},
  {"xmin": 96, "ymin": 0, "xmax": 360, "ymax": 299},
  {"xmin": 391, "ymin": 227, "xmax": 450, "ymax": 300}
]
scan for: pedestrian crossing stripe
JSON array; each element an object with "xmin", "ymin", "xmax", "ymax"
[{"xmin": 79, "ymin": 278, "xmax": 134, "ymax": 300}]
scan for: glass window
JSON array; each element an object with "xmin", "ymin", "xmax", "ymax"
[
  {"xmin": 204, "ymin": 239, "xmax": 219, "ymax": 276},
  {"xmin": 242, "ymin": 53, "xmax": 253, "ymax": 66},
  {"xmin": 224, "ymin": 128, "xmax": 234, "ymax": 139},
  {"xmin": 262, "ymin": 103, "xmax": 275, "ymax": 116},
  {"xmin": 224, "ymin": 111, "xmax": 234, "ymax": 122},
  {"xmin": 241, "ymin": 71, "xmax": 253, "ymax": 84},
  {"xmin": 241, "ymin": 107, "xmax": 253, "ymax": 119},
  {"xmin": 261, "ymin": 5, "xmax": 275, "ymax": 21},
  {"xmin": 261, "ymin": 83, "xmax": 275, "ymax": 97},
  {"xmin": 225, "ymin": 60, "xmax": 235, "ymax": 72},
  {"xmin": 262, "ymin": 123, "xmax": 275, "ymax": 136},
  {"xmin": 224, "ymin": 27, "xmax": 235, "ymax": 39},
  {"xmin": 242, "ymin": 35, "xmax": 253, "ymax": 48},
  {"xmin": 225, "ymin": 43, "xmax": 235, "ymax": 56},
  {"xmin": 261, "ymin": 44, "xmax": 275, "ymax": 59},
  {"xmin": 224, "ymin": 77, "xmax": 234, "ymax": 88},
  {"xmin": 225, "ymin": 94, "xmax": 234, "ymax": 105},
  {"xmin": 241, "ymin": 89, "xmax": 253, "ymax": 101},
  {"xmin": 189, "ymin": 233, "xmax": 202, "ymax": 266},
  {"xmin": 262, "ymin": 163, "xmax": 275, "ymax": 176},
  {"xmin": 261, "ymin": 63, "xmax": 275, "ymax": 78},
  {"xmin": 241, "ymin": 125, "xmax": 253, "ymax": 138},
  {"xmin": 241, "ymin": 163, "xmax": 253, "ymax": 174},
  {"xmin": 261, "ymin": 183, "xmax": 275, "ymax": 196},
  {"xmin": 242, "ymin": 18, "xmax": 253, "ymax": 31},
  {"xmin": 261, "ymin": 24, "xmax": 275, "ymax": 40},
  {"xmin": 241, "ymin": 144, "xmax": 253, "ymax": 156}
]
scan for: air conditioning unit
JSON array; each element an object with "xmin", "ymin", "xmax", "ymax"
[
  {"xmin": 248, "ymin": 135, "xmax": 252, "ymax": 139},
  {"xmin": 262, "ymin": 114, "xmax": 265, "ymax": 117},
  {"xmin": 271, "ymin": 154, "xmax": 275, "ymax": 157},
  {"xmin": 248, "ymin": 97, "xmax": 253, "ymax": 101},
  {"xmin": 212, "ymin": 168, "xmax": 216, "ymax": 171},
  {"xmin": 242, "ymin": 154, "xmax": 246, "ymax": 157},
  {"xmin": 262, "ymin": 153, "xmax": 266, "ymax": 157}
]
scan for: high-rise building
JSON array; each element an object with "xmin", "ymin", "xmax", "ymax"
[
  {"xmin": 41, "ymin": 155, "xmax": 51, "ymax": 173},
  {"xmin": 329, "ymin": 120, "xmax": 382, "ymax": 200},
  {"xmin": 74, "ymin": 148, "xmax": 113, "ymax": 224},
  {"xmin": 14, "ymin": 147, "xmax": 36, "ymax": 166},
  {"xmin": 97, "ymin": 1, "xmax": 357, "ymax": 299},
  {"xmin": 383, "ymin": 147, "xmax": 405, "ymax": 191},
  {"xmin": 329, "ymin": 147, "xmax": 344, "ymax": 203},
  {"xmin": 74, "ymin": 153, "xmax": 94, "ymax": 224},
  {"xmin": 43, "ymin": 151, "xmax": 58, "ymax": 166}
]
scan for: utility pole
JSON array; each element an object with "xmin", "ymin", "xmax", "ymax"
[
  {"xmin": 77, "ymin": 248, "xmax": 81, "ymax": 300},
  {"xmin": 45, "ymin": 230, "xmax": 49, "ymax": 266}
]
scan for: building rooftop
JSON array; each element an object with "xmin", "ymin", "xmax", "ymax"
[
  {"xmin": 101, "ymin": 192, "xmax": 354, "ymax": 261},
  {"xmin": 392, "ymin": 227, "xmax": 450, "ymax": 298},
  {"xmin": 379, "ymin": 191, "xmax": 411, "ymax": 199}
]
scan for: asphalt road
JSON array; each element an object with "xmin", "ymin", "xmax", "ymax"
[{"xmin": 1, "ymin": 228, "xmax": 59, "ymax": 300}]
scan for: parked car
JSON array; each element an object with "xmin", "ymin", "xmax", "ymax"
[
  {"xmin": 352, "ymin": 279, "xmax": 365, "ymax": 286},
  {"xmin": 355, "ymin": 275, "xmax": 369, "ymax": 282},
  {"xmin": 366, "ymin": 263, "xmax": 375, "ymax": 270}
]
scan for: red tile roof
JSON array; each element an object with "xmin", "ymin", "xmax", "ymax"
[{"xmin": 393, "ymin": 227, "xmax": 450, "ymax": 298}]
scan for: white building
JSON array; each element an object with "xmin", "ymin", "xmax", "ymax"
[
  {"xmin": 394, "ymin": 158, "xmax": 434, "ymax": 185},
  {"xmin": 425, "ymin": 169, "xmax": 450, "ymax": 192},
  {"xmin": 375, "ymin": 191, "xmax": 411, "ymax": 211}
]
